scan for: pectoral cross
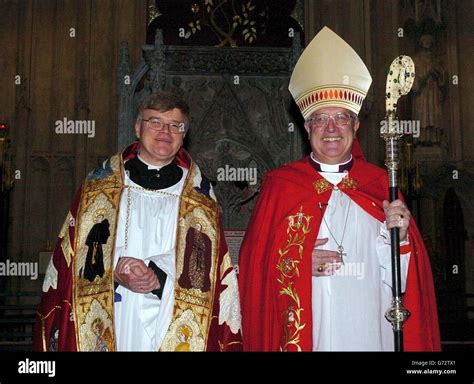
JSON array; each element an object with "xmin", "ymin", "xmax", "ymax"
[{"xmin": 338, "ymin": 245, "xmax": 346, "ymax": 265}]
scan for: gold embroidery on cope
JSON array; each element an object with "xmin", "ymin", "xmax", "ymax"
[
  {"xmin": 83, "ymin": 176, "xmax": 121, "ymax": 212},
  {"xmin": 79, "ymin": 299, "xmax": 114, "ymax": 351},
  {"xmin": 73, "ymin": 155, "xmax": 123, "ymax": 351},
  {"xmin": 276, "ymin": 206, "xmax": 312, "ymax": 351},
  {"xmin": 161, "ymin": 163, "xmax": 219, "ymax": 351},
  {"xmin": 340, "ymin": 176, "xmax": 358, "ymax": 190},
  {"xmin": 37, "ymin": 305, "xmax": 62, "ymax": 351},
  {"xmin": 313, "ymin": 177, "xmax": 359, "ymax": 194},
  {"xmin": 59, "ymin": 211, "xmax": 74, "ymax": 267},
  {"xmin": 313, "ymin": 179, "xmax": 331, "ymax": 194},
  {"xmin": 162, "ymin": 309, "xmax": 205, "ymax": 351},
  {"xmin": 188, "ymin": 228, "xmax": 207, "ymax": 289}
]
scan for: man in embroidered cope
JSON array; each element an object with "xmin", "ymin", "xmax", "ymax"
[
  {"xmin": 238, "ymin": 27, "xmax": 440, "ymax": 351},
  {"xmin": 34, "ymin": 92, "xmax": 242, "ymax": 351}
]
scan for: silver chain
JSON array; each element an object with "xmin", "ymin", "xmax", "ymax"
[{"xmin": 320, "ymin": 199, "xmax": 351, "ymax": 263}]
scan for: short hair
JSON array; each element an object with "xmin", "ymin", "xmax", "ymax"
[{"xmin": 137, "ymin": 91, "xmax": 190, "ymax": 128}]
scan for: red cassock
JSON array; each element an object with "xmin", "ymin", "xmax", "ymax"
[{"xmin": 238, "ymin": 156, "xmax": 441, "ymax": 351}]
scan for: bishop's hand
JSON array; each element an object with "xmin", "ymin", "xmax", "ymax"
[
  {"xmin": 312, "ymin": 238, "xmax": 343, "ymax": 277},
  {"xmin": 383, "ymin": 199, "xmax": 410, "ymax": 242},
  {"xmin": 114, "ymin": 256, "xmax": 160, "ymax": 293}
]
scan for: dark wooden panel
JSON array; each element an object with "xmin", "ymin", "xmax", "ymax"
[
  {"xmin": 29, "ymin": 0, "xmax": 57, "ymax": 153},
  {"xmin": 0, "ymin": 0, "xmax": 20, "ymax": 127},
  {"xmin": 455, "ymin": 1, "xmax": 473, "ymax": 160},
  {"xmin": 51, "ymin": 0, "xmax": 79, "ymax": 154},
  {"xmin": 51, "ymin": 157, "xmax": 74, "ymax": 240},
  {"xmin": 88, "ymin": 0, "xmax": 116, "ymax": 167},
  {"xmin": 133, "ymin": 0, "xmax": 148, "ymax": 65},
  {"xmin": 24, "ymin": 156, "xmax": 50, "ymax": 261},
  {"xmin": 1, "ymin": 1, "xmax": 148, "ymax": 294},
  {"xmin": 48, "ymin": 1, "xmax": 78, "ymax": 240},
  {"xmin": 6, "ymin": 0, "xmax": 34, "ymax": 292},
  {"xmin": 73, "ymin": 0, "xmax": 91, "ymax": 185}
]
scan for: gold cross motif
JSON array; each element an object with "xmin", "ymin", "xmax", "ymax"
[
  {"xmin": 296, "ymin": 212, "xmax": 303, "ymax": 226},
  {"xmin": 340, "ymin": 177, "xmax": 358, "ymax": 190},
  {"xmin": 313, "ymin": 179, "xmax": 331, "ymax": 194},
  {"xmin": 313, "ymin": 177, "xmax": 358, "ymax": 195}
]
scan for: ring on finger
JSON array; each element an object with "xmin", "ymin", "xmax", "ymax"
[
  {"xmin": 398, "ymin": 216, "xmax": 404, "ymax": 227},
  {"xmin": 317, "ymin": 263, "xmax": 327, "ymax": 273}
]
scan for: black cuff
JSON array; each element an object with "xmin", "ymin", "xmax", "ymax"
[{"xmin": 148, "ymin": 261, "xmax": 167, "ymax": 299}]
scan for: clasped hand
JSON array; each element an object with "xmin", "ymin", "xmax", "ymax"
[{"xmin": 114, "ymin": 256, "xmax": 160, "ymax": 293}]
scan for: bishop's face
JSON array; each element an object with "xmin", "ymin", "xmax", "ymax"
[
  {"xmin": 135, "ymin": 108, "xmax": 186, "ymax": 166},
  {"xmin": 304, "ymin": 106, "xmax": 360, "ymax": 164}
]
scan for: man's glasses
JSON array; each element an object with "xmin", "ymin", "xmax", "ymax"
[
  {"xmin": 141, "ymin": 117, "xmax": 186, "ymax": 134},
  {"xmin": 306, "ymin": 113, "xmax": 354, "ymax": 129}
]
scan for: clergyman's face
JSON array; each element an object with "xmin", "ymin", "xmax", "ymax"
[
  {"xmin": 304, "ymin": 106, "xmax": 359, "ymax": 164},
  {"xmin": 134, "ymin": 108, "xmax": 185, "ymax": 166}
]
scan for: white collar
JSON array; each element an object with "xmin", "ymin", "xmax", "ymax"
[
  {"xmin": 310, "ymin": 153, "xmax": 353, "ymax": 173},
  {"xmin": 137, "ymin": 153, "xmax": 172, "ymax": 171}
]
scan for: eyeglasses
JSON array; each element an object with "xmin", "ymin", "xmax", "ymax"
[
  {"xmin": 306, "ymin": 113, "xmax": 355, "ymax": 129},
  {"xmin": 141, "ymin": 117, "xmax": 186, "ymax": 134}
]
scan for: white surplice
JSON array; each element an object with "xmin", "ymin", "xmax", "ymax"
[
  {"xmin": 311, "ymin": 155, "xmax": 410, "ymax": 351},
  {"xmin": 113, "ymin": 159, "xmax": 188, "ymax": 351}
]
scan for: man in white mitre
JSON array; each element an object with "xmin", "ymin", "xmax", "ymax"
[{"xmin": 239, "ymin": 27, "xmax": 440, "ymax": 351}]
